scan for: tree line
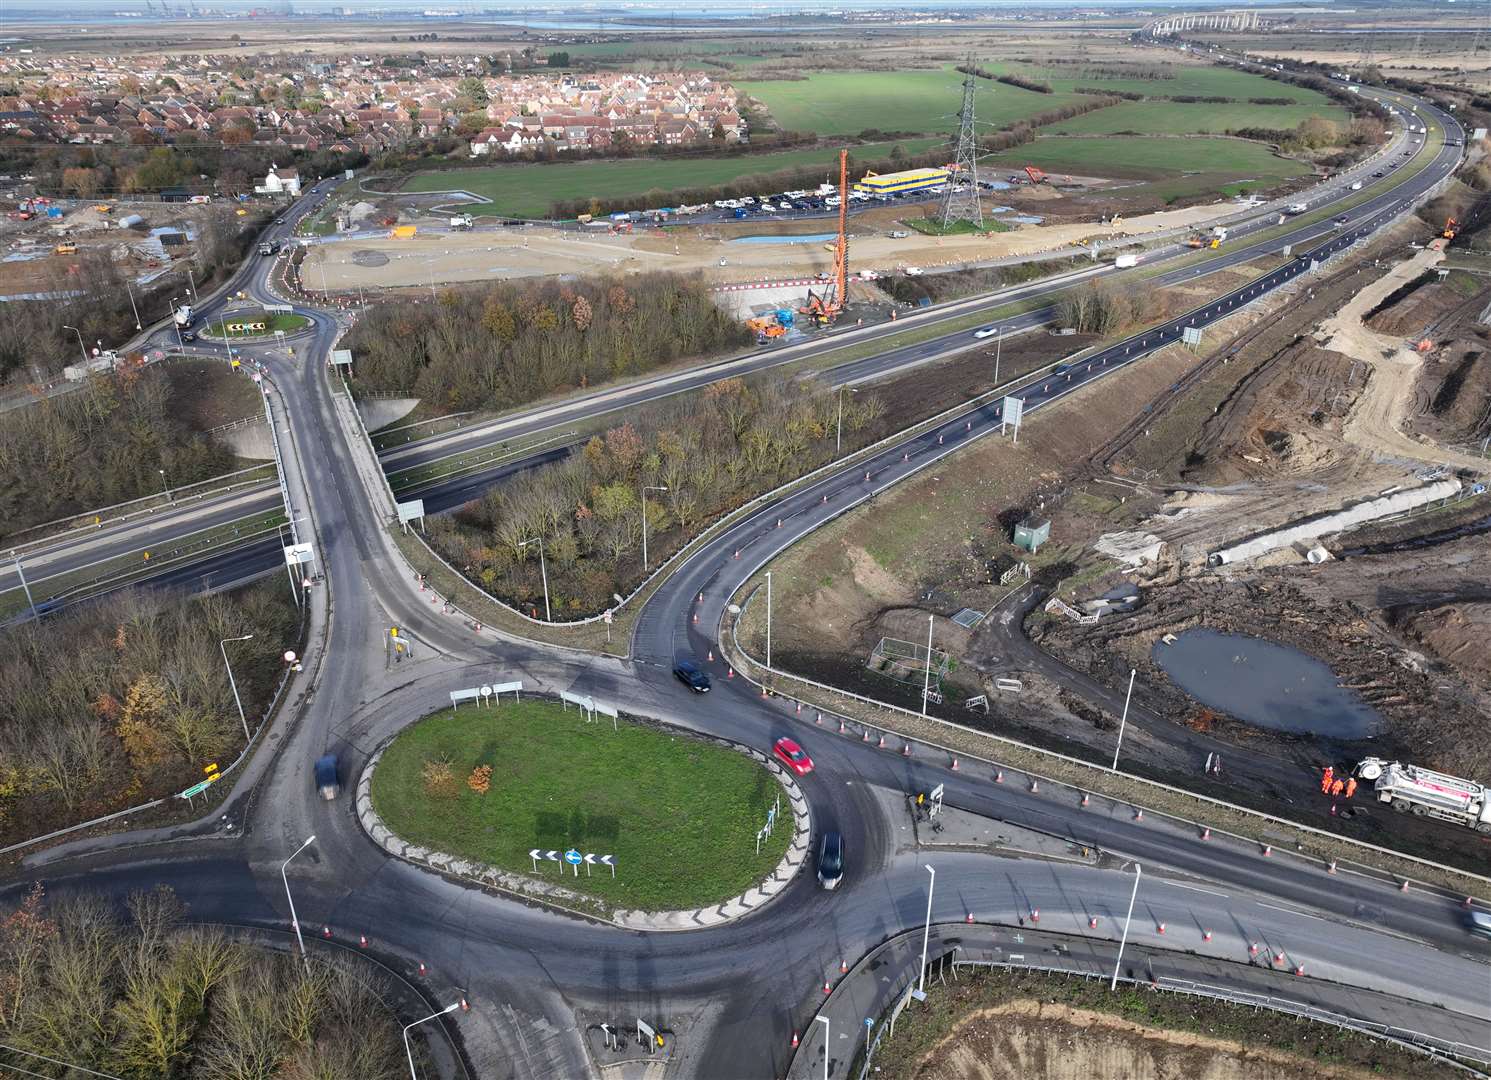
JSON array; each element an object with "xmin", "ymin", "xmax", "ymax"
[
  {"xmin": 427, "ymin": 375, "xmax": 890, "ymax": 617},
  {"xmin": 0, "ymin": 365, "xmax": 238, "ymax": 538},
  {"xmin": 1055, "ymin": 280, "xmax": 1162, "ymax": 336},
  {"xmin": 0, "ymin": 885, "xmax": 407, "ymax": 1079},
  {"xmin": 0, "ymin": 584, "xmax": 298, "ymax": 845},
  {"xmin": 344, "ymin": 273, "xmax": 749, "ymax": 411}
]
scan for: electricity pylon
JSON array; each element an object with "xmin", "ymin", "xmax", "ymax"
[{"xmin": 940, "ymin": 62, "xmax": 983, "ymax": 232}]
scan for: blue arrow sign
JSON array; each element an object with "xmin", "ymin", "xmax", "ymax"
[{"xmin": 564, "ymin": 848, "xmax": 582, "ymax": 865}]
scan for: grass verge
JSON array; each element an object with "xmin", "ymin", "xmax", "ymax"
[{"xmin": 368, "ymin": 700, "xmax": 793, "ymax": 911}]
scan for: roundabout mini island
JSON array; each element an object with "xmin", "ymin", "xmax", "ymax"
[{"xmin": 365, "ymin": 698, "xmax": 804, "ymax": 921}]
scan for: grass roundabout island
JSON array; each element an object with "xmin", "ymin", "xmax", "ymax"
[{"xmin": 369, "ymin": 699, "xmax": 795, "ymax": 911}]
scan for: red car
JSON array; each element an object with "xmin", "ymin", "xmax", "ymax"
[{"xmin": 773, "ymin": 737, "xmax": 814, "ymax": 777}]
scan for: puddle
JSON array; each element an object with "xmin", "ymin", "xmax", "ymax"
[
  {"xmin": 1009, "ymin": 215, "xmax": 1045, "ymax": 225},
  {"xmin": 728, "ymin": 233, "xmax": 838, "ymax": 245},
  {"xmin": 1151, "ymin": 629, "xmax": 1382, "ymax": 738}
]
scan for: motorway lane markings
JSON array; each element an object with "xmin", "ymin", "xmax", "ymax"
[
  {"xmin": 1162, "ymin": 881, "xmax": 1229, "ymax": 899},
  {"xmin": 1257, "ymin": 901, "xmax": 1323, "ymax": 922}
]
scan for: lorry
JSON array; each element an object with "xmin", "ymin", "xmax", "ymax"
[
  {"xmin": 173, "ymin": 304, "xmax": 194, "ymax": 328},
  {"xmin": 1115, "ymin": 253, "xmax": 1139, "ymax": 268},
  {"xmin": 450, "ymin": 213, "xmax": 473, "ymax": 230},
  {"xmin": 1356, "ymin": 758, "xmax": 1491, "ymax": 833},
  {"xmin": 257, "ymin": 239, "xmax": 279, "ymax": 256},
  {"xmin": 314, "ymin": 754, "xmax": 340, "ymax": 800}
]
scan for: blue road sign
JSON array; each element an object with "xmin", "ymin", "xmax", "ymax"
[{"xmin": 564, "ymin": 848, "xmax": 582, "ymax": 865}]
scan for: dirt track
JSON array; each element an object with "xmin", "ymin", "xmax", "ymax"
[{"xmin": 306, "ymin": 199, "xmax": 1249, "ymax": 291}]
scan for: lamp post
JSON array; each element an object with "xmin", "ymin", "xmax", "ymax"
[
  {"xmin": 640, "ymin": 484, "xmax": 668, "ymax": 570},
  {"xmin": 61, "ymin": 324, "xmax": 88, "ymax": 364},
  {"xmin": 170, "ymin": 297, "xmax": 185, "ymax": 350},
  {"xmin": 125, "ymin": 279, "xmax": 142, "ymax": 330},
  {"xmin": 1112, "ymin": 668, "xmax": 1136, "ymax": 771},
  {"xmin": 765, "ymin": 570, "xmax": 772, "ymax": 668},
  {"xmin": 519, "ymin": 536, "xmax": 550, "ymax": 622},
  {"xmin": 1110, "ymin": 862, "xmax": 1142, "ymax": 991},
  {"xmin": 835, "ymin": 385, "xmax": 859, "ymax": 457},
  {"xmin": 158, "ymin": 468, "xmax": 173, "ymax": 504},
  {"xmin": 186, "ymin": 265, "xmax": 199, "ymax": 305},
  {"xmin": 921, "ymin": 613, "xmax": 934, "ymax": 716},
  {"xmin": 814, "ymin": 1014, "xmax": 830, "ymax": 1080},
  {"xmin": 918, "ymin": 863, "xmax": 935, "ymax": 993},
  {"xmin": 281, "ymin": 835, "xmax": 315, "ymax": 971},
  {"xmin": 405, "ymin": 1002, "xmax": 462, "ymax": 1080},
  {"xmin": 993, "ymin": 325, "xmax": 1004, "ymax": 386},
  {"xmin": 219, "ymin": 634, "xmax": 254, "ymax": 744}
]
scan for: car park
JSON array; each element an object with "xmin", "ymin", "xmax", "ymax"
[
  {"xmin": 773, "ymin": 736, "xmax": 814, "ymax": 776},
  {"xmin": 673, "ymin": 659, "xmax": 711, "ymax": 692},
  {"xmin": 817, "ymin": 831, "xmax": 844, "ymax": 889}
]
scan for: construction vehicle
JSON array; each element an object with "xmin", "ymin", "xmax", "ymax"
[
  {"xmin": 173, "ymin": 304, "xmax": 195, "ymax": 329},
  {"xmin": 796, "ymin": 149, "xmax": 850, "ymax": 326},
  {"xmin": 1356, "ymin": 758, "xmax": 1491, "ymax": 833},
  {"xmin": 1186, "ymin": 234, "xmax": 1206, "ymax": 248},
  {"xmin": 53, "ymin": 242, "xmax": 77, "ymax": 256},
  {"xmin": 1024, "ymin": 165, "xmax": 1048, "ymax": 185},
  {"xmin": 450, "ymin": 213, "xmax": 474, "ymax": 230},
  {"xmin": 257, "ymin": 239, "xmax": 280, "ymax": 256},
  {"xmin": 1442, "ymin": 217, "xmax": 1459, "ymax": 240}
]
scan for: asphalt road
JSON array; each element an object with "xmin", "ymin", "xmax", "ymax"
[
  {"xmin": 4, "ymin": 82, "xmax": 1446, "ymax": 605},
  {"xmin": 4, "ymin": 87, "xmax": 1486, "ymax": 1080}
]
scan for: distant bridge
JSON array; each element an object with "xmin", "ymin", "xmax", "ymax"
[{"xmin": 1145, "ymin": 10, "xmax": 1265, "ymax": 35}]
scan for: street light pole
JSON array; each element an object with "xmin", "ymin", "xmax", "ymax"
[
  {"xmin": 835, "ymin": 385, "xmax": 858, "ymax": 457},
  {"xmin": 765, "ymin": 570, "xmax": 772, "ymax": 668},
  {"xmin": 519, "ymin": 537, "xmax": 550, "ymax": 621},
  {"xmin": 994, "ymin": 325, "xmax": 1003, "ymax": 386},
  {"xmin": 1110, "ymin": 862, "xmax": 1142, "ymax": 991},
  {"xmin": 186, "ymin": 265, "xmax": 199, "ymax": 305},
  {"xmin": 918, "ymin": 863, "xmax": 935, "ymax": 993},
  {"xmin": 641, "ymin": 484, "xmax": 668, "ymax": 570},
  {"xmin": 814, "ymin": 1014, "xmax": 830, "ymax": 1080},
  {"xmin": 61, "ymin": 324, "xmax": 88, "ymax": 364},
  {"xmin": 1111, "ymin": 668, "xmax": 1136, "ymax": 771},
  {"xmin": 404, "ymin": 1002, "xmax": 461, "ymax": 1080},
  {"xmin": 125, "ymin": 279, "xmax": 142, "ymax": 330},
  {"xmin": 11, "ymin": 552, "xmax": 36, "ymax": 619},
  {"xmin": 158, "ymin": 468, "xmax": 173, "ymax": 504},
  {"xmin": 921, "ymin": 613, "xmax": 934, "ymax": 716},
  {"xmin": 170, "ymin": 297, "xmax": 185, "ymax": 350},
  {"xmin": 220, "ymin": 634, "xmax": 254, "ymax": 744},
  {"xmin": 281, "ymin": 835, "xmax": 316, "ymax": 971}
]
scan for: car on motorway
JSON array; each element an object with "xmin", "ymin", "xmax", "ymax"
[
  {"xmin": 1334, "ymin": 216, "xmax": 1350, "ymax": 227},
  {"xmin": 773, "ymin": 736, "xmax": 814, "ymax": 776},
  {"xmin": 973, "ymin": 325, "xmax": 1002, "ymax": 339},
  {"xmin": 1469, "ymin": 911, "xmax": 1491, "ymax": 939},
  {"xmin": 817, "ymin": 831, "xmax": 845, "ymax": 889},
  {"xmin": 1372, "ymin": 170, "xmax": 1384, "ymax": 177},
  {"xmin": 673, "ymin": 659, "xmax": 711, "ymax": 693}
]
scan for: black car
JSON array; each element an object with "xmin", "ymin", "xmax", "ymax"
[
  {"xmin": 673, "ymin": 659, "xmax": 711, "ymax": 693},
  {"xmin": 817, "ymin": 831, "xmax": 844, "ymax": 890}
]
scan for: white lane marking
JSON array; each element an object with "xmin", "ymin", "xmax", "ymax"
[
  {"xmin": 1257, "ymin": 901, "xmax": 1323, "ymax": 922},
  {"xmin": 1163, "ymin": 881, "xmax": 1229, "ymax": 899}
]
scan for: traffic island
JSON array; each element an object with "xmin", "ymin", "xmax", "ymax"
[
  {"xmin": 196, "ymin": 310, "xmax": 312, "ymax": 341},
  {"xmin": 359, "ymin": 698, "xmax": 808, "ymax": 925}
]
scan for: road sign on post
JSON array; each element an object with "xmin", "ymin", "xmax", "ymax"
[
  {"xmin": 565, "ymin": 848, "xmax": 582, "ymax": 877},
  {"xmin": 1000, "ymin": 396, "xmax": 1024, "ymax": 443},
  {"xmin": 396, "ymin": 499, "xmax": 426, "ymax": 534}
]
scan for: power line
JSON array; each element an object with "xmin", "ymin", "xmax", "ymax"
[
  {"xmin": 941, "ymin": 60, "xmax": 983, "ymax": 232},
  {"xmin": 0, "ymin": 1044, "xmax": 126, "ymax": 1080}
]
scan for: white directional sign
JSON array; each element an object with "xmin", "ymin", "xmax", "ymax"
[
  {"xmin": 284, "ymin": 542, "xmax": 315, "ymax": 565},
  {"xmin": 396, "ymin": 499, "xmax": 426, "ymax": 524},
  {"xmin": 1000, "ymin": 396, "xmax": 1024, "ymax": 442},
  {"xmin": 329, "ymin": 349, "xmax": 353, "ymax": 366}
]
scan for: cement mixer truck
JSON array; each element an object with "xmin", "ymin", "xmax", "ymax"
[{"xmin": 1355, "ymin": 758, "xmax": 1491, "ymax": 833}]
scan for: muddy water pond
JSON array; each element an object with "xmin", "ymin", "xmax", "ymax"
[{"xmin": 1151, "ymin": 629, "xmax": 1383, "ymax": 738}]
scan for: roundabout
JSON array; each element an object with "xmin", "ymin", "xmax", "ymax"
[{"xmin": 361, "ymin": 697, "xmax": 808, "ymax": 925}]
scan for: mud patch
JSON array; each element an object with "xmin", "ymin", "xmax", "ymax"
[{"xmin": 351, "ymin": 249, "xmax": 390, "ymax": 267}]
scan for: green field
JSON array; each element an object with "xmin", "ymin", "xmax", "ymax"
[
  {"xmin": 369, "ymin": 701, "xmax": 795, "ymax": 911},
  {"xmin": 1048, "ymin": 100, "xmax": 1346, "ymax": 136},
  {"xmin": 738, "ymin": 63, "xmax": 1341, "ymax": 137},
  {"xmin": 402, "ymin": 137, "xmax": 943, "ymax": 217},
  {"xmin": 737, "ymin": 68, "xmax": 1076, "ymax": 135}
]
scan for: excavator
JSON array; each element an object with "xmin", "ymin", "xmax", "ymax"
[{"xmin": 1442, "ymin": 216, "xmax": 1459, "ymax": 240}]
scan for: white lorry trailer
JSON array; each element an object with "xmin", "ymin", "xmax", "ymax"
[
  {"xmin": 173, "ymin": 304, "xmax": 194, "ymax": 328},
  {"xmin": 1356, "ymin": 757, "xmax": 1491, "ymax": 833},
  {"xmin": 450, "ymin": 213, "xmax": 473, "ymax": 229}
]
